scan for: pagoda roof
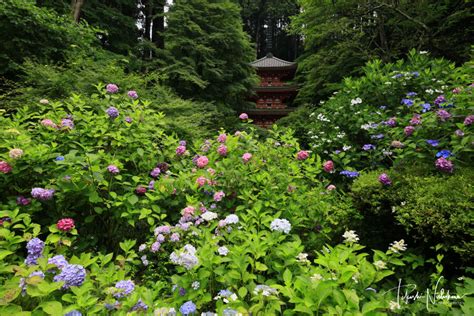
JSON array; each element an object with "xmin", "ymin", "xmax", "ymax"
[
  {"xmin": 247, "ymin": 108, "xmax": 296, "ymax": 116},
  {"xmin": 254, "ymin": 85, "xmax": 298, "ymax": 92},
  {"xmin": 250, "ymin": 53, "xmax": 297, "ymax": 70}
]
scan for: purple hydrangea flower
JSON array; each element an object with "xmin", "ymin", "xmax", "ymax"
[
  {"xmin": 154, "ymin": 225, "xmax": 171, "ymax": 235},
  {"xmin": 179, "ymin": 287, "xmax": 186, "ymax": 296},
  {"xmin": 150, "ymin": 167, "xmax": 161, "ymax": 178},
  {"xmin": 179, "ymin": 140, "xmax": 187, "ymax": 146},
  {"xmin": 16, "ymin": 196, "xmax": 31, "ymax": 206},
  {"xmin": 156, "ymin": 234, "xmax": 165, "ymax": 243},
  {"xmin": 362, "ymin": 144, "xmax": 376, "ymax": 151},
  {"xmin": 60, "ymin": 119, "xmax": 74, "ymax": 129},
  {"xmin": 127, "ymin": 90, "xmax": 138, "ymax": 99},
  {"xmin": 437, "ymin": 109, "xmax": 451, "ymax": 121},
  {"xmin": 25, "ymin": 238, "xmax": 44, "ymax": 266},
  {"xmin": 217, "ymin": 133, "xmax": 227, "ymax": 143},
  {"xmin": 406, "ymin": 92, "xmax": 417, "ymax": 97},
  {"xmin": 106, "ymin": 84, "xmax": 119, "ymax": 94},
  {"xmin": 106, "ymin": 107, "xmax": 119, "ymax": 119},
  {"xmin": 179, "ymin": 301, "xmax": 197, "ymax": 315},
  {"xmin": 464, "ymin": 115, "xmax": 474, "ymax": 126},
  {"xmin": 378, "ymin": 173, "xmax": 392, "ymax": 186},
  {"xmin": 455, "ymin": 129, "xmax": 464, "ymax": 137},
  {"xmin": 114, "ymin": 280, "xmax": 135, "ymax": 298},
  {"xmin": 151, "ymin": 242, "xmax": 161, "ymax": 253},
  {"xmin": 125, "ymin": 116, "xmax": 132, "ymax": 123},
  {"xmin": 385, "ymin": 117, "xmax": 397, "ymax": 127},
  {"xmin": 434, "ymin": 95, "xmax": 446, "ymax": 107},
  {"xmin": 435, "ymin": 157, "xmax": 453, "ymax": 173},
  {"xmin": 48, "ymin": 255, "xmax": 68, "ymax": 269},
  {"xmin": 31, "ymin": 188, "xmax": 55, "ymax": 201},
  {"xmin": 213, "ymin": 191, "xmax": 225, "ymax": 202},
  {"xmin": 404, "ymin": 126, "xmax": 415, "ymax": 136},
  {"xmin": 107, "ymin": 165, "xmax": 120, "ymax": 174},
  {"xmin": 64, "ymin": 311, "xmax": 82, "ymax": 316},
  {"xmin": 148, "ymin": 180, "xmax": 155, "ymax": 190},
  {"xmin": 130, "ymin": 299, "xmax": 148, "ymax": 312},
  {"xmin": 170, "ymin": 233, "xmax": 180, "ymax": 242},
  {"xmin": 53, "ymin": 264, "xmax": 86, "ymax": 289}
]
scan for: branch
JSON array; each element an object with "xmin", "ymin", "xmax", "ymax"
[{"xmin": 376, "ymin": 1, "xmax": 430, "ymax": 32}]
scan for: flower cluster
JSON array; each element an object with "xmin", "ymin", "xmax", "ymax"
[
  {"xmin": 270, "ymin": 218, "xmax": 292, "ymax": 234},
  {"xmin": 57, "ymin": 218, "xmax": 75, "ymax": 232},
  {"xmin": 25, "ymin": 238, "xmax": 44, "ymax": 266},
  {"xmin": 170, "ymin": 244, "xmax": 199, "ymax": 270},
  {"xmin": 114, "ymin": 280, "xmax": 135, "ymax": 298},
  {"xmin": 31, "ymin": 188, "xmax": 55, "ymax": 201},
  {"xmin": 53, "ymin": 264, "xmax": 86, "ymax": 289}
]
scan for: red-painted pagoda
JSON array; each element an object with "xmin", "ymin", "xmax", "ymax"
[{"xmin": 247, "ymin": 53, "xmax": 298, "ymax": 128}]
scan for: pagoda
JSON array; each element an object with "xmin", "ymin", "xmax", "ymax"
[{"xmin": 247, "ymin": 53, "xmax": 298, "ymax": 128}]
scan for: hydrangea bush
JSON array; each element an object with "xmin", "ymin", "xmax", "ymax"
[{"xmin": 0, "ymin": 82, "xmax": 472, "ymax": 314}]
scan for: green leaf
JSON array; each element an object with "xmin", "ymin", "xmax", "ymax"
[
  {"xmin": 0, "ymin": 250, "xmax": 13, "ymax": 260},
  {"xmin": 40, "ymin": 301, "xmax": 63, "ymax": 315},
  {"xmin": 255, "ymin": 262, "xmax": 268, "ymax": 271},
  {"xmin": 283, "ymin": 269, "xmax": 292, "ymax": 285},
  {"xmin": 128, "ymin": 195, "xmax": 138, "ymax": 205},
  {"xmin": 238, "ymin": 287, "xmax": 248, "ymax": 298}
]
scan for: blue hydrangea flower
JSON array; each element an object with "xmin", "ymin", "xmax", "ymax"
[
  {"xmin": 114, "ymin": 280, "xmax": 135, "ymax": 298},
  {"xmin": 421, "ymin": 103, "xmax": 431, "ymax": 113},
  {"xmin": 426, "ymin": 139, "xmax": 439, "ymax": 147},
  {"xmin": 436, "ymin": 150, "xmax": 452, "ymax": 159},
  {"xmin": 406, "ymin": 92, "xmax": 417, "ymax": 97},
  {"xmin": 55, "ymin": 156, "xmax": 65, "ymax": 161},
  {"xmin": 64, "ymin": 311, "xmax": 82, "ymax": 316},
  {"xmin": 371, "ymin": 134, "xmax": 384, "ymax": 140},
  {"xmin": 53, "ymin": 264, "xmax": 86, "ymax": 289},
  {"xmin": 179, "ymin": 301, "xmax": 196, "ymax": 315},
  {"xmin": 362, "ymin": 144, "xmax": 376, "ymax": 151},
  {"xmin": 401, "ymin": 99, "xmax": 414, "ymax": 107},
  {"xmin": 411, "ymin": 71, "xmax": 419, "ymax": 77},
  {"xmin": 340, "ymin": 170, "xmax": 360, "ymax": 178},
  {"xmin": 48, "ymin": 255, "xmax": 68, "ymax": 269},
  {"xmin": 379, "ymin": 105, "xmax": 387, "ymax": 110}
]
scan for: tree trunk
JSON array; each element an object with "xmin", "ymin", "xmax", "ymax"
[
  {"xmin": 71, "ymin": 0, "xmax": 85, "ymax": 23},
  {"xmin": 153, "ymin": 0, "xmax": 165, "ymax": 49}
]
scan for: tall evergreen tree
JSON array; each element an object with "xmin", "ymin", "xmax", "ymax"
[{"xmin": 162, "ymin": 0, "xmax": 257, "ymax": 107}]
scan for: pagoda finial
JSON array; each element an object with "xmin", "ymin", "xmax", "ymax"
[{"xmin": 266, "ymin": 52, "xmax": 273, "ymax": 58}]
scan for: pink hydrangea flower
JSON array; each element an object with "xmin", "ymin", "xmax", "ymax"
[
  {"xmin": 327, "ymin": 184, "xmax": 336, "ymax": 191},
  {"xmin": 182, "ymin": 206, "xmax": 195, "ymax": 216},
  {"xmin": 41, "ymin": 119, "xmax": 57, "ymax": 129},
  {"xmin": 452, "ymin": 87, "xmax": 462, "ymax": 94},
  {"xmin": 296, "ymin": 151, "xmax": 309, "ymax": 161},
  {"xmin": 217, "ymin": 145, "xmax": 228, "ymax": 156},
  {"xmin": 135, "ymin": 186, "xmax": 147, "ymax": 195},
  {"xmin": 196, "ymin": 176, "xmax": 208, "ymax": 187},
  {"xmin": 107, "ymin": 165, "xmax": 120, "ymax": 175},
  {"xmin": 207, "ymin": 168, "xmax": 216, "ymax": 176},
  {"xmin": 196, "ymin": 156, "xmax": 209, "ymax": 168},
  {"xmin": 57, "ymin": 218, "xmax": 75, "ymax": 232},
  {"xmin": 217, "ymin": 133, "xmax": 227, "ymax": 143},
  {"xmin": 176, "ymin": 145, "xmax": 186, "ymax": 156},
  {"xmin": 0, "ymin": 161, "xmax": 12, "ymax": 174},
  {"xmin": 404, "ymin": 126, "xmax": 415, "ymax": 136},
  {"xmin": 239, "ymin": 113, "xmax": 248, "ymax": 120},
  {"xmin": 9, "ymin": 148, "xmax": 23, "ymax": 159},
  {"xmin": 242, "ymin": 153, "xmax": 252, "ymax": 163},
  {"xmin": 213, "ymin": 191, "xmax": 225, "ymax": 202},
  {"xmin": 106, "ymin": 83, "xmax": 119, "ymax": 94},
  {"xmin": 323, "ymin": 160, "xmax": 334, "ymax": 173},
  {"xmin": 127, "ymin": 90, "xmax": 138, "ymax": 99},
  {"xmin": 410, "ymin": 115, "xmax": 422, "ymax": 125}
]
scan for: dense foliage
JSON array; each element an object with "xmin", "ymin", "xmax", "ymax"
[{"xmin": 292, "ymin": 0, "xmax": 473, "ymax": 103}]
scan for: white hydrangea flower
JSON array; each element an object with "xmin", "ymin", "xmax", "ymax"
[
  {"xmin": 270, "ymin": 218, "xmax": 292, "ymax": 234},
  {"xmin": 350, "ymin": 97, "xmax": 362, "ymax": 105},
  {"xmin": 373, "ymin": 260, "xmax": 386, "ymax": 269},
  {"xmin": 296, "ymin": 253, "xmax": 310, "ymax": 264},
  {"xmin": 389, "ymin": 301, "xmax": 401, "ymax": 311},
  {"xmin": 310, "ymin": 273, "xmax": 324, "ymax": 281},
  {"xmin": 342, "ymin": 230, "xmax": 359, "ymax": 243},
  {"xmin": 253, "ymin": 285, "xmax": 277, "ymax": 296},
  {"xmin": 224, "ymin": 214, "xmax": 239, "ymax": 225},
  {"xmin": 192, "ymin": 281, "xmax": 200, "ymax": 290},
  {"xmin": 201, "ymin": 211, "xmax": 218, "ymax": 221},
  {"xmin": 389, "ymin": 239, "xmax": 407, "ymax": 253},
  {"xmin": 217, "ymin": 246, "xmax": 229, "ymax": 256}
]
